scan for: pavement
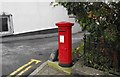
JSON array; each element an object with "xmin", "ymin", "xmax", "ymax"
[{"xmin": 28, "ymin": 60, "xmax": 115, "ymax": 77}]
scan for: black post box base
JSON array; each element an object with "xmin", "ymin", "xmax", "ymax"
[{"xmin": 59, "ymin": 62, "xmax": 73, "ymax": 67}]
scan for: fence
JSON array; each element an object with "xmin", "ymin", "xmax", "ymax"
[{"xmin": 83, "ymin": 33, "xmax": 120, "ymax": 75}]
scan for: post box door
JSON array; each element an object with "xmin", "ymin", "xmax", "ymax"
[{"xmin": 58, "ymin": 27, "xmax": 69, "ymax": 63}]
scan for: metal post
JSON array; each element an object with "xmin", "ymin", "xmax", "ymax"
[
  {"xmin": 83, "ymin": 33, "xmax": 86, "ymax": 64},
  {"xmin": 88, "ymin": 35, "xmax": 90, "ymax": 51},
  {"xmin": 94, "ymin": 37, "xmax": 97, "ymax": 49}
]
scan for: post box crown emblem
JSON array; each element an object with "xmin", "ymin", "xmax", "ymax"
[{"xmin": 56, "ymin": 21, "xmax": 74, "ymax": 27}]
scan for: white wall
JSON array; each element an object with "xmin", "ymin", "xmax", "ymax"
[{"xmin": 1, "ymin": 2, "xmax": 81, "ymax": 34}]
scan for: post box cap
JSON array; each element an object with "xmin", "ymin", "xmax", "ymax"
[{"xmin": 56, "ymin": 21, "xmax": 74, "ymax": 27}]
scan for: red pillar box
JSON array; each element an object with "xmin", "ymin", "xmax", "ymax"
[{"xmin": 56, "ymin": 21, "xmax": 74, "ymax": 67}]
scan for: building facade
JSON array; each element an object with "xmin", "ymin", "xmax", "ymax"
[{"xmin": 0, "ymin": 2, "xmax": 81, "ymax": 36}]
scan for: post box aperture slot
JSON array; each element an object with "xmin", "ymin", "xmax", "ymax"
[{"xmin": 58, "ymin": 30, "xmax": 66, "ymax": 32}]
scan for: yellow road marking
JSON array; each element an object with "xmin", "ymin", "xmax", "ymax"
[
  {"xmin": 16, "ymin": 66, "xmax": 32, "ymax": 77},
  {"xmin": 9, "ymin": 59, "xmax": 41, "ymax": 75},
  {"xmin": 31, "ymin": 59, "xmax": 41, "ymax": 64}
]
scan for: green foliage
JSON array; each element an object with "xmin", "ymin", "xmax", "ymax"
[
  {"xmin": 85, "ymin": 50, "xmax": 112, "ymax": 71},
  {"xmin": 53, "ymin": 2, "xmax": 120, "ymax": 51},
  {"xmin": 72, "ymin": 41, "xmax": 84, "ymax": 59}
]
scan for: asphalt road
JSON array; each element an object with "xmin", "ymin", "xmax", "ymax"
[{"xmin": 1, "ymin": 32, "xmax": 83, "ymax": 76}]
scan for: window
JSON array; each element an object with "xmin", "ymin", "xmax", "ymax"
[
  {"xmin": 0, "ymin": 17, "xmax": 9, "ymax": 32},
  {"xmin": 0, "ymin": 13, "xmax": 14, "ymax": 36}
]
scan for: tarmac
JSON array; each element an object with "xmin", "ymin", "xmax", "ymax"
[{"xmin": 1, "ymin": 33, "xmax": 58, "ymax": 43}]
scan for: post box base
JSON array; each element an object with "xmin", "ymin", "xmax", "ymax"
[{"xmin": 59, "ymin": 63, "xmax": 73, "ymax": 67}]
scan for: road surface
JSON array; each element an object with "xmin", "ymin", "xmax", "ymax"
[{"xmin": 1, "ymin": 32, "xmax": 83, "ymax": 76}]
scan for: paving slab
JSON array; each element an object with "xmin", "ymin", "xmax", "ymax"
[{"xmin": 29, "ymin": 61, "xmax": 67, "ymax": 76}]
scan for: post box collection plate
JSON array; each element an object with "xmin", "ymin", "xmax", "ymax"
[{"xmin": 60, "ymin": 35, "xmax": 64, "ymax": 43}]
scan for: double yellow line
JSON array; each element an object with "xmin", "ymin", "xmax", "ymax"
[{"xmin": 8, "ymin": 59, "xmax": 41, "ymax": 77}]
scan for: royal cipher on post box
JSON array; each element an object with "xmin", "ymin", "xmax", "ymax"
[{"xmin": 56, "ymin": 21, "xmax": 74, "ymax": 67}]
